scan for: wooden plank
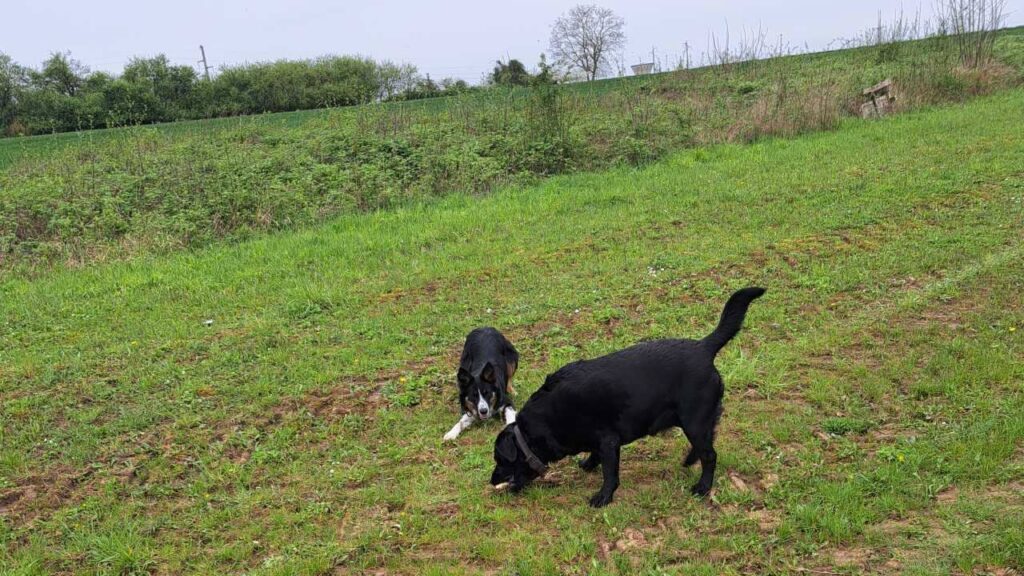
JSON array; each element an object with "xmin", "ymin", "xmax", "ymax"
[{"xmin": 863, "ymin": 78, "xmax": 893, "ymax": 96}]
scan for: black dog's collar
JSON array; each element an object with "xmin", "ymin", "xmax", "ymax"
[{"xmin": 512, "ymin": 424, "xmax": 548, "ymax": 476}]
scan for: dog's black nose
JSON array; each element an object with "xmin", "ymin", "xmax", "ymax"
[{"xmin": 479, "ymin": 407, "xmax": 490, "ymax": 416}]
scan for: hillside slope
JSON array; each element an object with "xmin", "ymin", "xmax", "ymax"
[
  {"xmin": 2, "ymin": 29, "xmax": 1022, "ymax": 275},
  {"xmin": 2, "ymin": 89, "xmax": 1023, "ymax": 574}
]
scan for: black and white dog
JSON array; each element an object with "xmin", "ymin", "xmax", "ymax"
[
  {"xmin": 443, "ymin": 327, "xmax": 520, "ymax": 441},
  {"xmin": 489, "ymin": 287, "xmax": 766, "ymax": 506}
]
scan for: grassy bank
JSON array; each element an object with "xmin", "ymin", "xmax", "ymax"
[
  {"xmin": 2, "ymin": 28, "xmax": 1022, "ymax": 275},
  {"xmin": 1, "ymin": 88, "xmax": 1022, "ymax": 574}
]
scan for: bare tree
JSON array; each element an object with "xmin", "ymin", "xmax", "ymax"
[
  {"xmin": 934, "ymin": 0, "xmax": 1007, "ymax": 67},
  {"xmin": 549, "ymin": 5, "xmax": 626, "ymax": 81}
]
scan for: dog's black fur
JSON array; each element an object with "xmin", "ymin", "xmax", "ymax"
[
  {"xmin": 490, "ymin": 287, "xmax": 766, "ymax": 507},
  {"xmin": 457, "ymin": 327, "xmax": 519, "ymax": 420}
]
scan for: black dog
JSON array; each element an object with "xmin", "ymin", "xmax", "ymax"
[
  {"xmin": 489, "ymin": 287, "xmax": 765, "ymax": 507},
  {"xmin": 443, "ymin": 327, "xmax": 520, "ymax": 441}
]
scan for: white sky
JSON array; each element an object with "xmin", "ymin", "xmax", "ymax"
[{"xmin": 3, "ymin": 1, "xmax": 1023, "ymax": 82}]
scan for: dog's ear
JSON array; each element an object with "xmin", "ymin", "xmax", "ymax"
[
  {"xmin": 481, "ymin": 362, "xmax": 496, "ymax": 384},
  {"xmin": 457, "ymin": 367, "xmax": 472, "ymax": 388},
  {"xmin": 496, "ymin": 429, "xmax": 517, "ymax": 463}
]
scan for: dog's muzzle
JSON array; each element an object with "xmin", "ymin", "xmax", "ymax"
[{"xmin": 477, "ymin": 397, "xmax": 492, "ymax": 419}]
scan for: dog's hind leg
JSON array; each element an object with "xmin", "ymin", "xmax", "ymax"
[
  {"xmin": 682, "ymin": 404, "xmax": 723, "ymax": 496},
  {"xmin": 443, "ymin": 413, "xmax": 475, "ymax": 442},
  {"xmin": 588, "ymin": 435, "xmax": 621, "ymax": 507},
  {"xmin": 683, "ymin": 446, "xmax": 700, "ymax": 468},
  {"xmin": 578, "ymin": 452, "xmax": 601, "ymax": 472}
]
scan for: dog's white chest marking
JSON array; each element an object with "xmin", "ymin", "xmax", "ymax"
[{"xmin": 443, "ymin": 413, "xmax": 475, "ymax": 441}]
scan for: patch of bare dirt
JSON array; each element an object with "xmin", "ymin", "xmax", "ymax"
[
  {"xmin": 872, "ymin": 516, "xmax": 916, "ymax": 537},
  {"xmin": 832, "ymin": 547, "xmax": 871, "ymax": 568},
  {"xmin": 905, "ymin": 287, "xmax": 988, "ymax": 333},
  {"xmin": 0, "ymin": 485, "xmax": 37, "ymax": 515},
  {"xmin": 298, "ymin": 355, "xmax": 445, "ymax": 422},
  {"xmin": 727, "ymin": 471, "xmax": 765, "ymax": 497},
  {"xmin": 303, "ymin": 382, "xmax": 384, "ymax": 420},
  {"xmin": 597, "ymin": 527, "xmax": 653, "ymax": 561},
  {"xmin": 760, "ymin": 472, "xmax": 779, "ymax": 491},
  {"xmin": 431, "ymin": 502, "xmax": 460, "ymax": 519},
  {"xmin": 615, "ymin": 527, "xmax": 649, "ymax": 551},
  {"xmin": 962, "ymin": 481, "xmax": 1024, "ymax": 507},
  {"xmin": 0, "ymin": 465, "xmax": 97, "ymax": 528},
  {"xmin": 535, "ymin": 468, "xmax": 568, "ymax": 487},
  {"xmin": 376, "ymin": 279, "xmax": 442, "ymax": 306},
  {"xmin": 747, "ymin": 508, "xmax": 781, "ymax": 532},
  {"xmin": 974, "ymin": 568, "xmax": 1022, "ymax": 576},
  {"xmin": 936, "ymin": 486, "xmax": 959, "ymax": 504}
]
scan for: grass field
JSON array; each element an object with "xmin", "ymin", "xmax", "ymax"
[{"xmin": 2, "ymin": 86, "xmax": 1023, "ymax": 574}]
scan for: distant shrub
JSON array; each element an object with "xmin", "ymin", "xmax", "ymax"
[
  {"xmin": 204, "ymin": 56, "xmax": 380, "ymax": 116},
  {"xmin": 733, "ymin": 81, "xmax": 760, "ymax": 95}
]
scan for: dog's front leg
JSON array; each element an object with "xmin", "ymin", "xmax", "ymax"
[
  {"xmin": 588, "ymin": 436, "xmax": 621, "ymax": 508},
  {"xmin": 443, "ymin": 413, "xmax": 475, "ymax": 442},
  {"xmin": 503, "ymin": 406, "xmax": 517, "ymax": 425}
]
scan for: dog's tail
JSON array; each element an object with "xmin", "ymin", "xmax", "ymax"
[{"xmin": 701, "ymin": 287, "xmax": 766, "ymax": 355}]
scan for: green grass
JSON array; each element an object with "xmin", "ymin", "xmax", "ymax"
[
  {"xmin": 2, "ymin": 88, "xmax": 1023, "ymax": 574},
  {"xmin": 0, "ymin": 108, "xmax": 326, "ymax": 172}
]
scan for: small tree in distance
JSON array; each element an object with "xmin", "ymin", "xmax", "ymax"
[
  {"xmin": 532, "ymin": 54, "xmax": 556, "ymax": 86},
  {"xmin": 549, "ymin": 5, "xmax": 626, "ymax": 81},
  {"xmin": 490, "ymin": 59, "xmax": 532, "ymax": 86}
]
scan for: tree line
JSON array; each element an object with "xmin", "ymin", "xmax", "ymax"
[
  {"xmin": 1, "ymin": 4, "xmax": 628, "ymax": 137},
  {"xmin": 0, "ymin": 51, "xmax": 559, "ymax": 136},
  {"xmin": 0, "ymin": 52, "xmax": 480, "ymax": 136}
]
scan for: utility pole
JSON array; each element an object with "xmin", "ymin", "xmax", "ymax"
[{"xmin": 198, "ymin": 45, "xmax": 212, "ymax": 81}]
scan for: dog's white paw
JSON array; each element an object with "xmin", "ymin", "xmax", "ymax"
[{"xmin": 443, "ymin": 428, "xmax": 460, "ymax": 442}]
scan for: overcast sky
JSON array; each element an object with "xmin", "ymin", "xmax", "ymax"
[{"xmin": 4, "ymin": 0, "xmax": 1023, "ymax": 82}]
